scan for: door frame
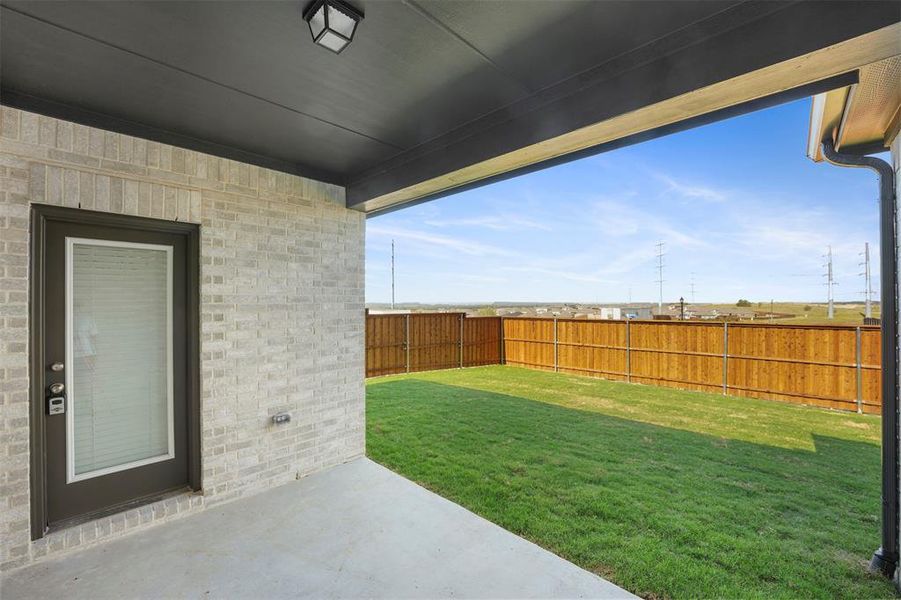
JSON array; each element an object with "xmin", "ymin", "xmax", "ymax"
[{"xmin": 29, "ymin": 204, "xmax": 201, "ymax": 540}]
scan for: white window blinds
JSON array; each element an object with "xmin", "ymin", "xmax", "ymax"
[{"xmin": 67, "ymin": 239, "xmax": 173, "ymax": 482}]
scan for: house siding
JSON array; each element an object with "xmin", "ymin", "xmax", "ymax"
[{"xmin": 0, "ymin": 107, "xmax": 366, "ymax": 571}]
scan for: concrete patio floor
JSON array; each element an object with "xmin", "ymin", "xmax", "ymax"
[{"xmin": 1, "ymin": 458, "xmax": 633, "ymax": 599}]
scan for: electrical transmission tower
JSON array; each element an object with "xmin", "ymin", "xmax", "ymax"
[
  {"xmin": 655, "ymin": 241, "xmax": 665, "ymax": 314},
  {"xmin": 391, "ymin": 239, "xmax": 396, "ymax": 310},
  {"xmin": 824, "ymin": 245, "xmax": 837, "ymax": 320},
  {"xmin": 690, "ymin": 272, "xmax": 697, "ymax": 303},
  {"xmin": 860, "ymin": 242, "xmax": 874, "ymax": 318}
]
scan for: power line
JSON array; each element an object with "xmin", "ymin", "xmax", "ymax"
[
  {"xmin": 655, "ymin": 241, "xmax": 665, "ymax": 314},
  {"xmin": 391, "ymin": 239, "xmax": 396, "ymax": 310},
  {"xmin": 860, "ymin": 242, "xmax": 874, "ymax": 318},
  {"xmin": 823, "ymin": 245, "xmax": 837, "ymax": 320}
]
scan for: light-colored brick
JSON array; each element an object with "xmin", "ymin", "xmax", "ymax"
[{"xmin": 0, "ymin": 107, "xmax": 364, "ymax": 572}]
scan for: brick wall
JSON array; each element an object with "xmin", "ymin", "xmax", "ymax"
[{"xmin": 0, "ymin": 107, "xmax": 365, "ymax": 571}]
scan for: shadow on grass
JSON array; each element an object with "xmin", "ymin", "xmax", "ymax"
[{"xmin": 366, "ymin": 379, "xmax": 893, "ymax": 600}]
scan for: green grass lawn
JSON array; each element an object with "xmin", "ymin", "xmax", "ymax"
[{"xmin": 366, "ymin": 365, "xmax": 895, "ymax": 599}]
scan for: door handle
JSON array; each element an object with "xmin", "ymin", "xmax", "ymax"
[{"xmin": 49, "ymin": 382, "xmax": 65, "ymax": 395}]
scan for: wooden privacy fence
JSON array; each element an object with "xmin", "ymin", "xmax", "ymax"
[
  {"xmin": 502, "ymin": 318, "xmax": 881, "ymax": 414},
  {"xmin": 365, "ymin": 313, "xmax": 502, "ymax": 377},
  {"xmin": 365, "ymin": 313, "xmax": 882, "ymax": 414}
]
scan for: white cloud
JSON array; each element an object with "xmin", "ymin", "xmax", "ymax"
[
  {"xmin": 655, "ymin": 173, "xmax": 728, "ymax": 203},
  {"xmin": 424, "ymin": 214, "xmax": 553, "ymax": 231},
  {"xmin": 595, "ymin": 247, "xmax": 658, "ymax": 276},
  {"xmin": 730, "ymin": 205, "xmax": 860, "ymax": 261},
  {"xmin": 367, "ymin": 224, "xmax": 518, "ymax": 258},
  {"xmin": 588, "ymin": 198, "xmax": 711, "ymax": 249}
]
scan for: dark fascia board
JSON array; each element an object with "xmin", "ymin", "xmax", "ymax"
[
  {"xmin": 0, "ymin": 89, "xmax": 345, "ymax": 186},
  {"xmin": 363, "ymin": 71, "xmax": 860, "ymax": 218},
  {"xmin": 347, "ymin": 0, "xmax": 901, "ymax": 209}
]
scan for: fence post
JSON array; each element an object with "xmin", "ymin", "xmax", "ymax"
[
  {"xmin": 405, "ymin": 314, "xmax": 411, "ymax": 373},
  {"xmin": 459, "ymin": 313, "xmax": 464, "ymax": 369},
  {"xmin": 499, "ymin": 317, "xmax": 505, "ymax": 365},
  {"xmin": 553, "ymin": 318, "xmax": 559, "ymax": 372},
  {"xmin": 722, "ymin": 321, "xmax": 729, "ymax": 395},
  {"xmin": 856, "ymin": 326, "xmax": 863, "ymax": 413},
  {"xmin": 625, "ymin": 319, "xmax": 631, "ymax": 383}
]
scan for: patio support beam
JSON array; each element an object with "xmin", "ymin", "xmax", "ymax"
[{"xmin": 821, "ymin": 138, "xmax": 899, "ymax": 579}]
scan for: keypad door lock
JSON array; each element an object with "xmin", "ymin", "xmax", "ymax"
[
  {"xmin": 48, "ymin": 396, "xmax": 65, "ymax": 415},
  {"xmin": 47, "ymin": 382, "xmax": 66, "ymax": 415}
]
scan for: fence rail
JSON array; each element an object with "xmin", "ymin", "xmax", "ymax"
[
  {"xmin": 365, "ymin": 313, "xmax": 502, "ymax": 377},
  {"xmin": 365, "ymin": 313, "xmax": 881, "ymax": 414}
]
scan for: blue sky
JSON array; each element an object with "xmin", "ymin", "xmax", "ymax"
[{"xmin": 365, "ymin": 98, "xmax": 882, "ymax": 305}]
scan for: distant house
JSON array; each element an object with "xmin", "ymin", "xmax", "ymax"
[
  {"xmin": 601, "ymin": 307, "xmax": 622, "ymax": 320},
  {"xmin": 624, "ymin": 307, "xmax": 654, "ymax": 320}
]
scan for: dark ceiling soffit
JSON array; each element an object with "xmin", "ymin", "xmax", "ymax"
[
  {"xmin": 363, "ymin": 70, "xmax": 859, "ymax": 219},
  {"xmin": 0, "ymin": 89, "xmax": 345, "ymax": 185},
  {"xmin": 2, "ymin": 2, "xmax": 404, "ymax": 152},
  {"xmin": 349, "ymin": 1, "xmax": 787, "ymax": 197},
  {"xmin": 348, "ymin": 1, "xmax": 898, "ymax": 208},
  {"xmin": 401, "ymin": 0, "xmax": 535, "ymax": 95}
]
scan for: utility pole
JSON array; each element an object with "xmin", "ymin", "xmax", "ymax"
[
  {"xmin": 391, "ymin": 239, "xmax": 396, "ymax": 310},
  {"xmin": 824, "ymin": 245, "xmax": 836, "ymax": 320},
  {"xmin": 690, "ymin": 272, "xmax": 697, "ymax": 303},
  {"xmin": 860, "ymin": 242, "xmax": 873, "ymax": 318},
  {"xmin": 655, "ymin": 241, "xmax": 665, "ymax": 314}
]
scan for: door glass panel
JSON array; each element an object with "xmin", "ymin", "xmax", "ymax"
[{"xmin": 67, "ymin": 238, "xmax": 173, "ymax": 482}]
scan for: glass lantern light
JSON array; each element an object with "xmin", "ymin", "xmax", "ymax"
[{"xmin": 303, "ymin": 0, "xmax": 364, "ymax": 54}]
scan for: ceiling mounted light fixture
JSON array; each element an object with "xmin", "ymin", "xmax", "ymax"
[{"xmin": 303, "ymin": 0, "xmax": 364, "ymax": 54}]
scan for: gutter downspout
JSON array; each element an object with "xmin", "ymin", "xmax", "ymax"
[{"xmin": 822, "ymin": 138, "xmax": 899, "ymax": 579}]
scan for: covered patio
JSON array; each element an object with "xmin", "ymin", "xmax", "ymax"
[
  {"xmin": 1, "ymin": 458, "xmax": 632, "ymax": 599},
  {"xmin": 1, "ymin": 1, "xmax": 900, "ymax": 597}
]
